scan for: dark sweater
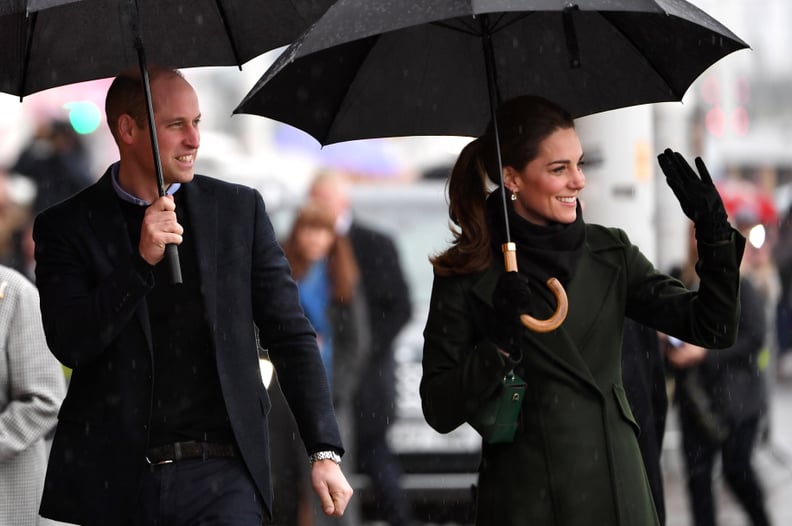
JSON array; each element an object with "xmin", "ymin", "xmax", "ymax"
[{"xmin": 119, "ymin": 191, "xmax": 233, "ymax": 447}]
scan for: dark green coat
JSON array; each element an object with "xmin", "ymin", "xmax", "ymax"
[{"xmin": 421, "ymin": 224, "xmax": 744, "ymax": 526}]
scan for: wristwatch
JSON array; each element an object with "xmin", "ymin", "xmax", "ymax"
[{"xmin": 309, "ymin": 450, "xmax": 342, "ymax": 465}]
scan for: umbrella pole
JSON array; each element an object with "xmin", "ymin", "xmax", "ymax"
[
  {"xmin": 479, "ymin": 15, "xmax": 567, "ymax": 333},
  {"xmin": 131, "ymin": 3, "xmax": 183, "ymax": 284},
  {"xmin": 479, "ymin": 15, "xmax": 515, "ymax": 272}
]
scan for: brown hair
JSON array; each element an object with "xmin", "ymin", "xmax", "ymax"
[
  {"xmin": 104, "ymin": 65, "xmax": 184, "ymax": 143},
  {"xmin": 282, "ymin": 201, "xmax": 360, "ymax": 303},
  {"xmin": 431, "ymin": 95, "xmax": 575, "ymax": 276}
]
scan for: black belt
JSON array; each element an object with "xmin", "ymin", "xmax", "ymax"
[{"xmin": 146, "ymin": 441, "xmax": 236, "ymax": 466}]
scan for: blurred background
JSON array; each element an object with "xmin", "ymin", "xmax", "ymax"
[{"xmin": 2, "ymin": 1, "xmax": 790, "ymax": 525}]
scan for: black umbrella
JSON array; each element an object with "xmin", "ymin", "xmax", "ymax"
[
  {"xmin": 234, "ymin": 0, "xmax": 748, "ymax": 331},
  {"xmin": 1, "ymin": 0, "xmax": 333, "ymax": 282},
  {"xmin": 0, "ymin": 0, "xmax": 78, "ymax": 15}
]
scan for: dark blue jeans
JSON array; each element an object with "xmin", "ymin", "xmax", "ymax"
[{"xmin": 134, "ymin": 457, "xmax": 264, "ymax": 526}]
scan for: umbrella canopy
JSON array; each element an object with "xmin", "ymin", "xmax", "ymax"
[
  {"xmin": 234, "ymin": 0, "xmax": 749, "ymax": 146},
  {"xmin": 0, "ymin": 0, "xmax": 79, "ymax": 16},
  {"xmin": 0, "ymin": 0, "xmax": 334, "ymax": 98}
]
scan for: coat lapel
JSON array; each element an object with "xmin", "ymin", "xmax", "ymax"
[
  {"xmin": 562, "ymin": 245, "xmax": 621, "ymax": 352},
  {"xmin": 472, "ymin": 237, "xmax": 621, "ymax": 391}
]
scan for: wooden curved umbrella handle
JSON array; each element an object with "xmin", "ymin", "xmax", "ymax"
[
  {"xmin": 502, "ymin": 243, "xmax": 569, "ymax": 333},
  {"xmin": 519, "ymin": 277, "xmax": 568, "ymax": 333}
]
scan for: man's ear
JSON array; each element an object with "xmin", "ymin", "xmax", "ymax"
[{"xmin": 117, "ymin": 114, "xmax": 137, "ymax": 145}]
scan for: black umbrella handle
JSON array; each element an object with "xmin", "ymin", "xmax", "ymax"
[
  {"xmin": 137, "ymin": 50, "xmax": 183, "ymax": 284},
  {"xmin": 130, "ymin": 1, "xmax": 182, "ymax": 284},
  {"xmin": 164, "ymin": 244, "xmax": 183, "ymax": 283}
]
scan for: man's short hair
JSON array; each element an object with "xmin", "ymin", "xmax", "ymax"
[{"xmin": 104, "ymin": 66, "xmax": 184, "ymax": 143}]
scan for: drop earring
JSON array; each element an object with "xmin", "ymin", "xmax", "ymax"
[{"xmin": 510, "ymin": 191, "xmax": 518, "ymax": 201}]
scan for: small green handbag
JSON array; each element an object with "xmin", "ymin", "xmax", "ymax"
[{"xmin": 468, "ymin": 370, "xmax": 526, "ymax": 444}]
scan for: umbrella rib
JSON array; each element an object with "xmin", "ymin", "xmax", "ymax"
[
  {"xmin": 18, "ymin": 11, "xmax": 37, "ymax": 98},
  {"xmin": 213, "ymin": 0, "xmax": 243, "ymax": 68},
  {"xmin": 487, "ymin": 12, "xmax": 534, "ymax": 34},
  {"xmin": 431, "ymin": 20, "xmax": 479, "ymax": 37},
  {"xmin": 598, "ymin": 12, "xmax": 684, "ymax": 98},
  {"xmin": 322, "ymin": 35, "xmax": 383, "ymax": 144},
  {"xmin": 431, "ymin": 12, "xmax": 533, "ymax": 37}
]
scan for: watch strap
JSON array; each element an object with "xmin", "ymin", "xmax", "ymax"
[{"xmin": 309, "ymin": 450, "xmax": 342, "ymax": 465}]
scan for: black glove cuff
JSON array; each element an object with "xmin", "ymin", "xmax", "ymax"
[
  {"xmin": 694, "ymin": 219, "xmax": 733, "ymax": 243},
  {"xmin": 493, "ymin": 337, "xmax": 523, "ymax": 363},
  {"xmin": 491, "ymin": 320, "xmax": 525, "ymax": 361}
]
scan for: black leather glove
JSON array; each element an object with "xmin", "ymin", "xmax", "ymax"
[
  {"xmin": 490, "ymin": 271, "xmax": 532, "ymax": 360},
  {"xmin": 657, "ymin": 148, "xmax": 732, "ymax": 242}
]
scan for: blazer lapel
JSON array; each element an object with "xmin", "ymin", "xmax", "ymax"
[
  {"xmin": 85, "ymin": 172, "xmax": 153, "ymax": 351},
  {"xmin": 183, "ymin": 178, "xmax": 218, "ymax": 329},
  {"xmin": 86, "ymin": 174, "xmax": 129, "ymax": 270}
]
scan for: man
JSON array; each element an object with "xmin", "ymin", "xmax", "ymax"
[
  {"xmin": 0, "ymin": 263, "xmax": 66, "ymax": 526},
  {"xmin": 309, "ymin": 171, "xmax": 414, "ymax": 526},
  {"xmin": 33, "ymin": 66, "xmax": 352, "ymax": 526},
  {"xmin": 12, "ymin": 118, "xmax": 95, "ymax": 216}
]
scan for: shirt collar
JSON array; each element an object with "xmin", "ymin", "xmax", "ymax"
[{"xmin": 110, "ymin": 161, "xmax": 181, "ymax": 206}]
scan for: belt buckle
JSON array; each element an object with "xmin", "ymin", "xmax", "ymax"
[
  {"xmin": 146, "ymin": 442, "xmax": 181, "ymax": 466},
  {"xmin": 145, "ymin": 455, "xmax": 173, "ymax": 466}
]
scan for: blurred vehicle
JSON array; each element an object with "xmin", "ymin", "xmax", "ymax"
[{"xmin": 266, "ymin": 177, "xmax": 481, "ymax": 523}]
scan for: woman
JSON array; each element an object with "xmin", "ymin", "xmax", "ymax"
[
  {"xmin": 272, "ymin": 200, "xmax": 369, "ymax": 526},
  {"xmin": 420, "ymin": 95, "xmax": 744, "ymax": 526},
  {"xmin": 281, "ymin": 200, "xmax": 370, "ymax": 403}
]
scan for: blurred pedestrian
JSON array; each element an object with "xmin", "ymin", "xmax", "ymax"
[
  {"xmin": 0, "ymin": 264, "xmax": 66, "ymax": 526},
  {"xmin": 420, "ymin": 95, "xmax": 743, "ymax": 526},
  {"xmin": 12, "ymin": 119, "xmax": 94, "ymax": 215},
  {"xmin": 735, "ymin": 208, "xmax": 780, "ymax": 443},
  {"xmin": 665, "ymin": 222, "xmax": 772, "ymax": 526},
  {"xmin": 309, "ymin": 170, "xmax": 415, "ymax": 526},
  {"xmin": 0, "ymin": 166, "xmax": 34, "ymax": 271},
  {"xmin": 33, "ymin": 65, "xmax": 352, "ymax": 526},
  {"xmin": 773, "ymin": 204, "xmax": 792, "ymax": 379},
  {"xmin": 271, "ymin": 200, "xmax": 369, "ymax": 526}
]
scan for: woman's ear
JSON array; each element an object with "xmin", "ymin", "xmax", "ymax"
[{"xmin": 502, "ymin": 166, "xmax": 519, "ymax": 194}]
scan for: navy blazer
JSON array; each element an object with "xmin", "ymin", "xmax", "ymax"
[{"xmin": 34, "ymin": 169, "xmax": 341, "ymax": 524}]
